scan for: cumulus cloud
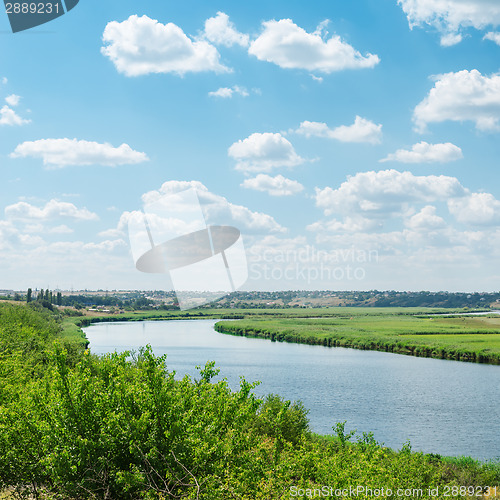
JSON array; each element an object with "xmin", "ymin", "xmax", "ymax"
[
  {"xmin": 448, "ymin": 192, "xmax": 500, "ymax": 225},
  {"xmin": 398, "ymin": 0, "xmax": 500, "ymax": 44},
  {"xmin": 0, "ymin": 105, "xmax": 30, "ymax": 126},
  {"xmin": 241, "ymin": 174, "xmax": 304, "ymax": 196},
  {"xmin": 140, "ymin": 180, "xmax": 285, "ymax": 234},
  {"xmin": 248, "ymin": 19, "xmax": 379, "ymax": 73},
  {"xmin": 5, "ymin": 94, "xmax": 20, "ymax": 106},
  {"xmin": 203, "ymin": 12, "xmax": 249, "ymax": 47},
  {"xmin": 380, "ymin": 141, "xmax": 463, "ymax": 163},
  {"xmin": 414, "ymin": 70, "xmax": 500, "ymax": 132},
  {"xmin": 208, "ymin": 85, "xmax": 249, "ymax": 98},
  {"xmin": 314, "ymin": 169, "xmax": 466, "ymax": 218},
  {"xmin": 5, "ymin": 200, "xmax": 99, "ymax": 221},
  {"xmin": 484, "ymin": 31, "xmax": 500, "ymax": 45},
  {"xmin": 405, "ymin": 205, "xmax": 446, "ymax": 230},
  {"xmin": 11, "ymin": 138, "xmax": 149, "ymax": 168},
  {"xmin": 228, "ymin": 132, "xmax": 306, "ymax": 173},
  {"xmin": 311, "ymin": 169, "xmax": 500, "ymax": 245},
  {"xmin": 440, "ymin": 33, "xmax": 463, "ymax": 46},
  {"xmin": 102, "ymin": 15, "xmax": 230, "ymax": 77},
  {"xmin": 296, "ymin": 116, "xmax": 382, "ymax": 144}
]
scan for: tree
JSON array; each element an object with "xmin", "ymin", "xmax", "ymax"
[{"xmin": 26, "ymin": 288, "xmax": 32, "ymax": 303}]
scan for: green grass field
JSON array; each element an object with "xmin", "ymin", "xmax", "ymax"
[{"xmin": 214, "ymin": 312, "xmax": 500, "ymax": 364}]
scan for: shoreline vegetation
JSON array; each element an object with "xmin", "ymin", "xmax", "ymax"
[
  {"xmin": 1, "ymin": 302, "xmax": 499, "ymax": 498},
  {"xmin": 74, "ymin": 306, "xmax": 500, "ymax": 365},
  {"xmin": 213, "ymin": 314, "xmax": 500, "ymax": 365}
]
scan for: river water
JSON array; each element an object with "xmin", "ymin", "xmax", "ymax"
[{"xmin": 84, "ymin": 319, "xmax": 500, "ymax": 460}]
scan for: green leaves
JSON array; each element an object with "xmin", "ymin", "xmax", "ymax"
[{"xmin": 1, "ymin": 304, "xmax": 499, "ymax": 499}]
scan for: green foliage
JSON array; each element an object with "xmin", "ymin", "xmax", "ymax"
[
  {"xmin": 253, "ymin": 394, "xmax": 309, "ymax": 446},
  {"xmin": 0, "ymin": 304, "xmax": 499, "ymax": 499},
  {"xmin": 334, "ymin": 420, "xmax": 357, "ymax": 448}
]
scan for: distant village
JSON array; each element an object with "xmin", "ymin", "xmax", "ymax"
[{"xmin": 1, "ymin": 288, "xmax": 500, "ymax": 311}]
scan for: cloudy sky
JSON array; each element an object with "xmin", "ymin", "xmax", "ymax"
[{"xmin": 1, "ymin": 0, "xmax": 500, "ymax": 292}]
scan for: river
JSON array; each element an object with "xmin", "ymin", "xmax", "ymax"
[{"xmin": 84, "ymin": 319, "xmax": 500, "ymax": 460}]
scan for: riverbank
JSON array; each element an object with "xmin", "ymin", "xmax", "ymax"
[
  {"xmin": 69, "ymin": 306, "xmax": 500, "ymax": 365},
  {"xmin": 214, "ymin": 314, "xmax": 500, "ymax": 365}
]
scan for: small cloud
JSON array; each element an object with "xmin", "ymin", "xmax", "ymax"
[
  {"xmin": 5, "ymin": 199, "xmax": 99, "ymax": 221},
  {"xmin": 203, "ymin": 12, "xmax": 249, "ymax": 47},
  {"xmin": 484, "ymin": 32, "xmax": 500, "ymax": 45},
  {"xmin": 295, "ymin": 116, "xmax": 382, "ymax": 144},
  {"xmin": 1, "ymin": 77, "xmax": 7, "ymax": 85},
  {"xmin": 414, "ymin": 69, "xmax": 500, "ymax": 132},
  {"xmin": 249, "ymin": 18, "xmax": 379, "ymax": 73},
  {"xmin": 241, "ymin": 174, "xmax": 304, "ymax": 196},
  {"xmin": 380, "ymin": 142, "xmax": 463, "ymax": 163},
  {"xmin": 440, "ymin": 33, "xmax": 463, "ymax": 46},
  {"xmin": 405, "ymin": 205, "xmax": 446, "ymax": 230},
  {"xmin": 11, "ymin": 138, "xmax": 149, "ymax": 168},
  {"xmin": 0, "ymin": 105, "xmax": 30, "ymax": 126},
  {"xmin": 208, "ymin": 85, "xmax": 249, "ymax": 98},
  {"xmin": 228, "ymin": 132, "xmax": 306, "ymax": 173},
  {"xmin": 98, "ymin": 227, "xmax": 124, "ymax": 238},
  {"xmin": 5, "ymin": 94, "xmax": 20, "ymax": 106}
]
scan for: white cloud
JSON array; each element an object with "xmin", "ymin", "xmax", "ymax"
[
  {"xmin": 208, "ymin": 85, "xmax": 249, "ymax": 98},
  {"xmin": 380, "ymin": 141, "xmax": 463, "ymax": 163},
  {"xmin": 295, "ymin": 116, "xmax": 382, "ymax": 144},
  {"xmin": 448, "ymin": 192, "xmax": 500, "ymax": 225},
  {"xmin": 440, "ymin": 33, "xmax": 463, "ymax": 46},
  {"xmin": 398, "ymin": 0, "xmax": 500, "ymax": 44},
  {"xmin": 329, "ymin": 117, "xmax": 382, "ymax": 144},
  {"xmin": 228, "ymin": 132, "xmax": 306, "ymax": 173},
  {"xmin": 0, "ymin": 105, "xmax": 30, "ymax": 126},
  {"xmin": 98, "ymin": 228, "xmax": 124, "ymax": 239},
  {"xmin": 314, "ymin": 169, "xmax": 466, "ymax": 217},
  {"xmin": 484, "ymin": 31, "xmax": 500, "ymax": 45},
  {"xmin": 405, "ymin": 205, "xmax": 446, "ymax": 230},
  {"xmin": 5, "ymin": 200, "xmax": 99, "ymax": 221},
  {"xmin": 23, "ymin": 223, "xmax": 74, "ymax": 234},
  {"xmin": 49, "ymin": 224, "xmax": 74, "ymax": 234},
  {"xmin": 241, "ymin": 174, "xmax": 304, "ymax": 196},
  {"xmin": 11, "ymin": 138, "xmax": 149, "ymax": 168},
  {"xmin": 203, "ymin": 12, "xmax": 249, "ymax": 47},
  {"xmin": 248, "ymin": 19, "xmax": 380, "ymax": 73},
  {"xmin": 101, "ymin": 15, "xmax": 230, "ymax": 77},
  {"xmin": 307, "ymin": 215, "xmax": 380, "ymax": 233},
  {"xmin": 414, "ymin": 70, "xmax": 500, "ymax": 132},
  {"xmin": 5, "ymin": 94, "xmax": 20, "ymax": 106},
  {"xmin": 141, "ymin": 180, "xmax": 286, "ymax": 234},
  {"xmin": 82, "ymin": 239, "xmax": 127, "ymax": 252}
]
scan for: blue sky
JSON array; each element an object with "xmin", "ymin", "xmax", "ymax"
[{"xmin": 1, "ymin": 0, "xmax": 500, "ymax": 292}]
